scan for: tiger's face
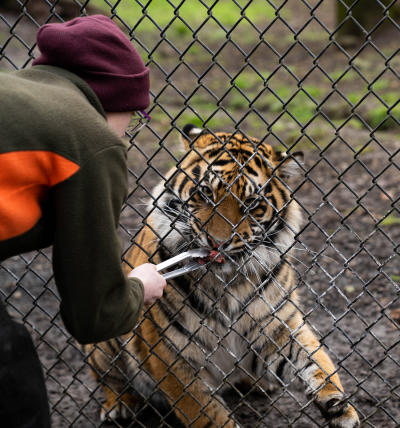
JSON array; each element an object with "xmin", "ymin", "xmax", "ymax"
[{"xmin": 151, "ymin": 125, "xmax": 303, "ymax": 278}]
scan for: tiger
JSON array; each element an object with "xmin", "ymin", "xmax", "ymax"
[{"xmin": 85, "ymin": 124, "xmax": 360, "ymax": 428}]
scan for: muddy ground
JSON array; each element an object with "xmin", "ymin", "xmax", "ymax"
[{"xmin": 0, "ymin": 1, "xmax": 399, "ymax": 427}]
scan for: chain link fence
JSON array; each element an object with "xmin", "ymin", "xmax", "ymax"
[{"xmin": 1, "ymin": 0, "xmax": 399, "ymax": 427}]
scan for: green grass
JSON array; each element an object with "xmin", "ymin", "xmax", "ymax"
[
  {"xmin": 354, "ymin": 143, "xmax": 374, "ymax": 155},
  {"xmin": 347, "ymin": 118, "xmax": 364, "ymax": 130},
  {"xmin": 380, "ymin": 214, "xmax": 400, "ymax": 227},
  {"xmin": 325, "ymin": 86, "xmax": 400, "ymax": 130},
  {"xmin": 367, "ymin": 94, "xmax": 400, "ymax": 129},
  {"xmin": 179, "ymin": 109, "xmax": 233, "ymax": 129},
  {"xmin": 216, "ymin": 83, "xmax": 323, "ymax": 125},
  {"xmin": 346, "ymin": 91, "xmax": 365, "ymax": 106},
  {"xmin": 330, "ymin": 69, "xmax": 358, "ymax": 82},
  {"xmin": 91, "ymin": 0, "xmax": 278, "ymax": 37},
  {"xmin": 285, "ymin": 30, "xmax": 329, "ymax": 44},
  {"xmin": 266, "ymin": 88, "xmax": 321, "ymax": 124},
  {"xmin": 233, "ymin": 73, "xmax": 260, "ymax": 91},
  {"xmin": 146, "ymin": 104, "xmax": 234, "ymax": 133},
  {"xmin": 370, "ymin": 79, "xmax": 390, "ymax": 92}
]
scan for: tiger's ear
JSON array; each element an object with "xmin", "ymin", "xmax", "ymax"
[
  {"xmin": 180, "ymin": 124, "xmax": 203, "ymax": 149},
  {"xmin": 275, "ymin": 151, "xmax": 304, "ymax": 178}
]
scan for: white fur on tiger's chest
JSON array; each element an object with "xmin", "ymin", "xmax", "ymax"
[{"xmin": 198, "ymin": 328, "xmax": 255, "ymax": 390}]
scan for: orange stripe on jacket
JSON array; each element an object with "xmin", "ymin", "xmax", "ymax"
[{"xmin": 0, "ymin": 151, "xmax": 80, "ymax": 240}]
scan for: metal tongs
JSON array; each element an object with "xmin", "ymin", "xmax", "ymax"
[{"xmin": 156, "ymin": 248, "xmax": 209, "ymax": 280}]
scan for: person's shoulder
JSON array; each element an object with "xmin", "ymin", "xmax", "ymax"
[{"xmin": 0, "ymin": 67, "xmax": 125, "ymax": 164}]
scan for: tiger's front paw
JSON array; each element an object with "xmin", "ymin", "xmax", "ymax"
[
  {"xmin": 317, "ymin": 395, "xmax": 360, "ymax": 428},
  {"xmin": 100, "ymin": 400, "xmax": 135, "ymax": 423},
  {"xmin": 329, "ymin": 403, "xmax": 360, "ymax": 428}
]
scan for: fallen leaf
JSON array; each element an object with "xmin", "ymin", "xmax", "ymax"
[
  {"xmin": 389, "ymin": 308, "xmax": 400, "ymax": 325},
  {"xmin": 344, "ymin": 285, "xmax": 355, "ymax": 294}
]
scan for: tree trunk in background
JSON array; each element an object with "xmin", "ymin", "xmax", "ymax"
[
  {"xmin": 336, "ymin": 0, "xmax": 399, "ymax": 45},
  {"xmin": 0, "ymin": 0, "xmax": 19, "ymax": 12}
]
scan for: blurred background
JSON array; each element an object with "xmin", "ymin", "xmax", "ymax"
[{"xmin": 0, "ymin": 1, "xmax": 399, "ymax": 427}]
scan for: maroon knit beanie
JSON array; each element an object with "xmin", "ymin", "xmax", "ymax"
[{"xmin": 33, "ymin": 15, "xmax": 150, "ymax": 112}]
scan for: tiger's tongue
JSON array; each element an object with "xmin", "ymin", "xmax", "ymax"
[
  {"xmin": 209, "ymin": 250, "xmax": 225, "ymax": 263},
  {"xmin": 197, "ymin": 250, "xmax": 226, "ymax": 264}
]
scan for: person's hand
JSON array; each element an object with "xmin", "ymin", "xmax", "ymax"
[{"xmin": 128, "ymin": 263, "xmax": 166, "ymax": 306}]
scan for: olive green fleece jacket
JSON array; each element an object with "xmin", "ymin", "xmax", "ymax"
[{"xmin": 0, "ymin": 65, "xmax": 144, "ymax": 344}]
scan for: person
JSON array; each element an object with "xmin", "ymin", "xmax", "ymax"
[{"xmin": 0, "ymin": 15, "xmax": 166, "ymax": 427}]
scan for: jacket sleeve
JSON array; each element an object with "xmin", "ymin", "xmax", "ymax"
[{"xmin": 51, "ymin": 145, "xmax": 144, "ymax": 344}]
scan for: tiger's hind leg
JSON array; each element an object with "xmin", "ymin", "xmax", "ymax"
[
  {"xmin": 143, "ymin": 339, "xmax": 239, "ymax": 427},
  {"xmin": 99, "ymin": 386, "xmax": 140, "ymax": 422},
  {"xmin": 277, "ymin": 317, "xmax": 360, "ymax": 428},
  {"xmin": 84, "ymin": 339, "xmax": 142, "ymax": 423}
]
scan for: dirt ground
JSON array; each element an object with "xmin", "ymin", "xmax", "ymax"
[{"xmin": 0, "ymin": 1, "xmax": 399, "ymax": 427}]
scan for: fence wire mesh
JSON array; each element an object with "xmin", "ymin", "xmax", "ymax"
[{"xmin": 1, "ymin": 0, "xmax": 400, "ymax": 427}]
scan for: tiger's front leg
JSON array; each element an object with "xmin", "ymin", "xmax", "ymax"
[{"xmin": 287, "ymin": 319, "xmax": 360, "ymax": 428}]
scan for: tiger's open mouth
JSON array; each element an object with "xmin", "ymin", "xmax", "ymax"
[{"xmin": 196, "ymin": 249, "xmax": 226, "ymax": 265}]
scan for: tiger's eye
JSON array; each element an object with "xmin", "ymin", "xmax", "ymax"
[
  {"xmin": 243, "ymin": 196, "xmax": 260, "ymax": 210},
  {"xmin": 200, "ymin": 185, "xmax": 214, "ymax": 201}
]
